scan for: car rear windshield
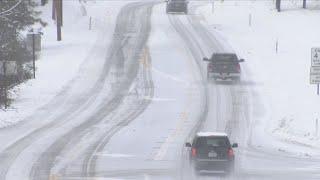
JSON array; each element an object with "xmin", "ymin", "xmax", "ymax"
[
  {"xmin": 194, "ymin": 137, "xmax": 231, "ymax": 148},
  {"xmin": 211, "ymin": 54, "xmax": 238, "ymax": 63}
]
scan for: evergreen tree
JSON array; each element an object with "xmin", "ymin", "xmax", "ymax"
[{"xmin": 0, "ymin": 0, "xmax": 45, "ymax": 63}]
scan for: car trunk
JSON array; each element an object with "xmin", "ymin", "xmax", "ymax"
[
  {"xmin": 193, "ymin": 136, "xmax": 231, "ymax": 160},
  {"xmin": 197, "ymin": 146, "xmax": 228, "ymax": 160}
]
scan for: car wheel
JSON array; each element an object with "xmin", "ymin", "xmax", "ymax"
[
  {"xmin": 195, "ymin": 170, "xmax": 201, "ymax": 176},
  {"xmin": 193, "ymin": 166, "xmax": 201, "ymax": 176}
]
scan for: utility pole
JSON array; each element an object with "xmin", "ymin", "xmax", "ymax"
[
  {"xmin": 52, "ymin": 0, "xmax": 56, "ymax": 20},
  {"xmin": 32, "ymin": 32, "xmax": 36, "ymax": 79},
  {"xmin": 60, "ymin": 0, "xmax": 63, "ymax": 26},
  {"xmin": 55, "ymin": 0, "xmax": 63, "ymax": 41},
  {"xmin": 276, "ymin": 0, "xmax": 281, "ymax": 12},
  {"xmin": 3, "ymin": 61, "xmax": 8, "ymax": 109}
]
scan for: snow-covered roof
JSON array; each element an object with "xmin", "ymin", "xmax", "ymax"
[{"xmin": 196, "ymin": 132, "xmax": 228, "ymax": 137}]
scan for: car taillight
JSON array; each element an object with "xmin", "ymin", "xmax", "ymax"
[
  {"xmin": 228, "ymin": 148, "xmax": 234, "ymax": 158},
  {"xmin": 236, "ymin": 64, "xmax": 241, "ymax": 73},
  {"xmin": 192, "ymin": 148, "xmax": 197, "ymax": 157},
  {"xmin": 208, "ymin": 64, "xmax": 213, "ymax": 70}
]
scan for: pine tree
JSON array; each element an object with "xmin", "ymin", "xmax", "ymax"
[
  {"xmin": 0, "ymin": 0, "xmax": 45, "ymax": 63},
  {"xmin": 0, "ymin": 0, "xmax": 46, "ymax": 106}
]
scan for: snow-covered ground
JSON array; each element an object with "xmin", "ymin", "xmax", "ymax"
[
  {"xmin": 0, "ymin": 1, "xmax": 126, "ymax": 128},
  {"xmin": 197, "ymin": 0, "xmax": 320, "ymax": 156},
  {"xmin": 1, "ymin": 0, "xmax": 320, "ymax": 179}
]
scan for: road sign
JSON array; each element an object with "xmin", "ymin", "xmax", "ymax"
[
  {"xmin": 311, "ymin": 48, "xmax": 320, "ymax": 66},
  {"xmin": 310, "ymin": 74, "xmax": 320, "ymax": 84},
  {"xmin": 311, "ymin": 66, "xmax": 320, "ymax": 74},
  {"xmin": 310, "ymin": 67, "xmax": 320, "ymax": 84}
]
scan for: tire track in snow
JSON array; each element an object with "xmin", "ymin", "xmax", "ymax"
[
  {"xmin": 168, "ymin": 14, "xmax": 210, "ymax": 180},
  {"xmin": 168, "ymin": 3, "xmax": 251, "ymax": 179},
  {"xmin": 29, "ymin": 2, "xmax": 155, "ymax": 180},
  {"xmin": 183, "ymin": 2, "xmax": 320, "ymax": 180},
  {"xmin": 0, "ymin": 3, "xmax": 123, "ymax": 180},
  {"xmin": 83, "ymin": 47, "xmax": 154, "ymax": 178}
]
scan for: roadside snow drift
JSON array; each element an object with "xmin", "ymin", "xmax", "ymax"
[
  {"xmin": 197, "ymin": 0, "xmax": 320, "ymax": 156},
  {"xmin": 0, "ymin": 1, "xmax": 124, "ymax": 128}
]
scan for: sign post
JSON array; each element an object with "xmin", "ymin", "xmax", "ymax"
[
  {"xmin": 310, "ymin": 48, "xmax": 320, "ymax": 95},
  {"xmin": 316, "ymin": 118, "xmax": 319, "ymax": 137}
]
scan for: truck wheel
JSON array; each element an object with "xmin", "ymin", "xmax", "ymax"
[
  {"xmin": 226, "ymin": 162, "xmax": 235, "ymax": 177},
  {"xmin": 234, "ymin": 77, "xmax": 241, "ymax": 82}
]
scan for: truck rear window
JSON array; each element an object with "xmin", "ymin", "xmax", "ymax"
[{"xmin": 211, "ymin": 54, "xmax": 238, "ymax": 62}]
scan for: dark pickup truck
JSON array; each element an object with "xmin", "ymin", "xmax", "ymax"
[{"xmin": 203, "ymin": 53, "xmax": 244, "ymax": 81}]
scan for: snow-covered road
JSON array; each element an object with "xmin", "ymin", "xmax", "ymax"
[
  {"xmin": 0, "ymin": 2, "xmax": 155, "ymax": 180},
  {"xmin": 1, "ymin": 1, "xmax": 320, "ymax": 180},
  {"xmin": 172, "ymin": 2, "xmax": 320, "ymax": 180}
]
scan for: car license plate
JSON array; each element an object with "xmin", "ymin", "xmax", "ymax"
[{"xmin": 208, "ymin": 151, "xmax": 217, "ymax": 158}]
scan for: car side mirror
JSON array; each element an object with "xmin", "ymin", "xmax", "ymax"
[
  {"xmin": 185, "ymin": 142, "xmax": 192, "ymax": 147},
  {"xmin": 203, "ymin": 57, "xmax": 209, "ymax": 61},
  {"xmin": 239, "ymin": 59, "xmax": 245, "ymax": 62},
  {"xmin": 232, "ymin": 143, "xmax": 238, "ymax": 148}
]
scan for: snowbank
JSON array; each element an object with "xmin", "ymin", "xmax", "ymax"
[
  {"xmin": 0, "ymin": 1, "xmax": 125, "ymax": 128},
  {"xmin": 197, "ymin": 0, "xmax": 320, "ymax": 156}
]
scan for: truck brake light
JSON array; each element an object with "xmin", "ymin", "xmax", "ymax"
[
  {"xmin": 192, "ymin": 148, "xmax": 197, "ymax": 157},
  {"xmin": 228, "ymin": 148, "xmax": 234, "ymax": 158}
]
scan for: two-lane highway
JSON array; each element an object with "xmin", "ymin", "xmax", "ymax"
[
  {"xmin": 1, "ymin": 1, "xmax": 320, "ymax": 180},
  {"xmin": 0, "ymin": 2, "xmax": 155, "ymax": 180}
]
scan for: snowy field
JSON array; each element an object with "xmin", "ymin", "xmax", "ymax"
[
  {"xmin": 0, "ymin": 1, "xmax": 127, "ymax": 128},
  {"xmin": 197, "ymin": 0, "xmax": 320, "ymax": 156}
]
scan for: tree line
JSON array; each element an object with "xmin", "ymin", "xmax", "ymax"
[
  {"xmin": 0, "ymin": 0, "xmax": 45, "ymax": 108},
  {"xmin": 276, "ymin": 0, "xmax": 308, "ymax": 12}
]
